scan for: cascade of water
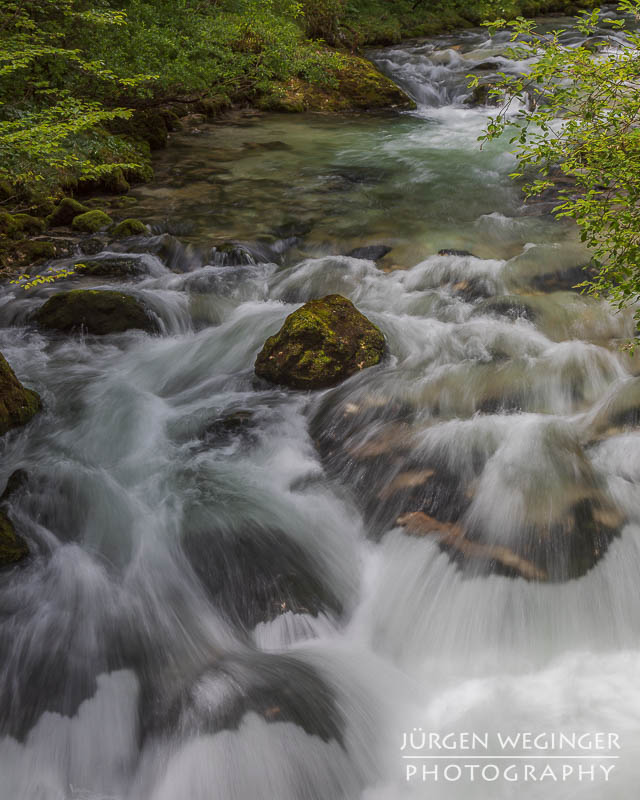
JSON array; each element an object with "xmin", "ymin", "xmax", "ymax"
[{"xmin": 1, "ymin": 10, "xmax": 639, "ymax": 800}]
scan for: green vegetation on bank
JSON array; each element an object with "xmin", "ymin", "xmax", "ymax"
[
  {"xmin": 0, "ymin": 0, "xmax": 595, "ymax": 213},
  {"xmin": 480, "ymin": 0, "xmax": 640, "ymax": 336}
]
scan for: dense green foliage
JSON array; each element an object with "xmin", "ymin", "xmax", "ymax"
[
  {"xmin": 479, "ymin": 1, "xmax": 640, "ymax": 332},
  {"xmin": 0, "ymin": 0, "xmax": 593, "ymax": 206},
  {"xmin": 331, "ymin": 0, "xmax": 592, "ymax": 45},
  {"xmin": 0, "ymin": 0, "xmax": 343, "ymax": 200}
]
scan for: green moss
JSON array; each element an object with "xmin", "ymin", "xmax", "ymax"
[
  {"xmin": 109, "ymin": 195, "xmax": 138, "ymax": 209},
  {"xmin": 0, "ymin": 180, "xmax": 15, "ymax": 201},
  {"xmin": 72, "ymin": 209, "xmax": 112, "ymax": 233},
  {"xmin": 0, "ymin": 212, "xmax": 19, "ymax": 237},
  {"xmin": 0, "ymin": 213, "xmax": 46, "ymax": 237},
  {"xmin": 35, "ymin": 289, "xmax": 158, "ymax": 335},
  {"xmin": 18, "ymin": 240, "xmax": 56, "ymax": 265},
  {"xmin": 47, "ymin": 197, "xmax": 91, "ymax": 227},
  {"xmin": 111, "ymin": 218, "xmax": 148, "ymax": 238},
  {"xmin": 262, "ymin": 52, "xmax": 415, "ymax": 112},
  {"xmin": 255, "ymin": 294, "xmax": 385, "ymax": 389},
  {"xmin": 0, "ymin": 352, "xmax": 41, "ymax": 436},
  {"xmin": 12, "ymin": 214, "xmax": 46, "ymax": 234},
  {"xmin": 0, "ymin": 510, "xmax": 29, "ymax": 567},
  {"xmin": 107, "ymin": 109, "xmax": 169, "ymax": 151},
  {"xmin": 78, "ymin": 166, "xmax": 130, "ymax": 196}
]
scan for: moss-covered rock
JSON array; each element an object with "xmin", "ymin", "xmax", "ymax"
[
  {"xmin": 261, "ymin": 53, "xmax": 416, "ymax": 113},
  {"xmin": 78, "ymin": 167, "xmax": 130, "ymax": 196},
  {"xmin": 48, "ymin": 198, "xmax": 91, "ymax": 227},
  {"xmin": 0, "ymin": 212, "xmax": 19, "ymax": 237},
  {"xmin": 0, "ymin": 352, "xmax": 41, "ymax": 436},
  {"xmin": 0, "ymin": 510, "xmax": 29, "ymax": 567},
  {"xmin": 12, "ymin": 240, "xmax": 55, "ymax": 267},
  {"xmin": 0, "ymin": 213, "xmax": 46, "ymax": 237},
  {"xmin": 255, "ymin": 294, "xmax": 385, "ymax": 390},
  {"xmin": 109, "ymin": 195, "xmax": 139, "ymax": 210},
  {"xmin": 79, "ymin": 255, "xmax": 148, "ymax": 278},
  {"xmin": 72, "ymin": 210, "xmax": 112, "ymax": 233},
  {"xmin": 35, "ymin": 289, "xmax": 158, "ymax": 335},
  {"xmin": 111, "ymin": 218, "xmax": 148, "ymax": 239},
  {"xmin": 12, "ymin": 214, "xmax": 46, "ymax": 235}
]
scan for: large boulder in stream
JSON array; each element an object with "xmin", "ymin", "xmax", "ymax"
[
  {"xmin": 255, "ymin": 294, "xmax": 385, "ymax": 390},
  {"xmin": 35, "ymin": 289, "xmax": 158, "ymax": 335},
  {"xmin": 0, "ymin": 353, "xmax": 41, "ymax": 436}
]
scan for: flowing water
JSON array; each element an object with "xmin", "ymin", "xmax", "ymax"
[{"xmin": 2, "ymin": 10, "xmax": 640, "ymax": 800}]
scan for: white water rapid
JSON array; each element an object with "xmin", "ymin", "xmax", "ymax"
[{"xmin": 1, "ymin": 10, "xmax": 640, "ymax": 800}]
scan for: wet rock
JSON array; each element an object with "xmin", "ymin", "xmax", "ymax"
[
  {"xmin": 72, "ymin": 210, "xmax": 113, "ymax": 233},
  {"xmin": 243, "ymin": 140, "xmax": 292, "ymax": 152},
  {"xmin": 110, "ymin": 218, "xmax": 148, "ymax": 239},
  {"xmin": 47, "ymin": 197, "xmax": 91, "ymax": 227},
  {"xmin": 35, "ymin": 289, "xmax": 158, "ymax": 335},
  {"xmin": 148, "ymin": 653, "xmax": 343, "ymax": 745},
  {"xmin": 438, "ymin": 248, "xmax": 477, "ymax": 257},
  {"xmin": 345, "ymin": 245, "xmax": 392, "ymax": 261},
  {"xmin": 397, "ymin": 429, "xmax": 623, "ymax": 582},
  {"xmin": 397, "ymin": 511, "xmax": 548, "ymax": 582},
  {"xmin": 255, "ymin": 294, "xmax": 385, "ymax": 390},
  {"xmin": 530, "ymin": 263, "xmax": 597, "ymax": 293},
  {"xmin": 0, "ymin": 352, "xmax": 41, "ymax": 436},
  {"xmin": 0, "ymin": 509, "xmax": 28, "ymax": 567},
  {"xmin": 78, "ymin": 255, "xmax": 149, "ymax": 279},
  {"xmin": 194, "ymin": 411, "xmax": 257, "ymax": 449},
  {"xmin": 1, "ymin": 469, "xmax": 28, "ymax": 503},
  {"xmin": 473, "ymin": 295, "xmax": 537, "ymax": 322},
  {"xmin": 182, "ymin": 523, "xmax": 341, "ymax": 629},
  {"xmin": 589, "ymin": 378, "xmax": 640, "ymax": 439},
  {"xmin": 465, "ymin": 81, "xmax": 501, "ymax": 107},
  {"xmin": 469, "ymin": 60, "xmax": 502, "ymax": 71},
  {"xmin": 78, "ymin": 237, "xmax": 108, "ymax": 256},
  {"xmin": 210, "ymin": 242, "xmax": 257, "ymax": 266},
  {"xmin": 450, "ymin": 277, "xmax": 493, "ymax": 302}
]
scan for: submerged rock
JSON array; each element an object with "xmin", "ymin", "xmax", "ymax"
[
  {"xmin": 473, "ymin": 295, "xmax": 538, "ymax": 322},
  {"xmin": 346, "ymin": 245, "xmax": 392, "ymax": 261},
  {"xmin": 146, "ymin": 653, "xmax": 343, "ymax": 745},
  {"xmin": 531, "ymin": 263, "xmax": 597, "ymax": 293},
  {"xmin": 255, "ymin": 294, "xmax": 385, "ymax": 390},
  {"xmin": 182, "ymin": 523, "xmax": 341, "ymax": 630},
  {"xmin": 438, "ymin": 248, "xmax": 477, "ymax": 257},
  {"xmin": 395, "ymin": 429, "xmax": 624, "ymax": 582},
  {"xmin": 0, "ymin": 353, "xmax": 41, "ymax": 436},
  {"xmin": 35, "ymin": 289, "xmax": 157, "ymax": 335}
]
